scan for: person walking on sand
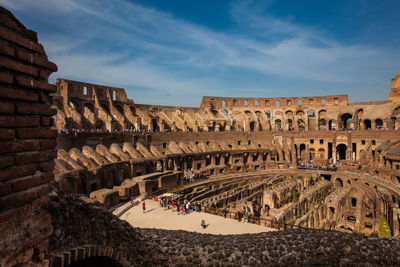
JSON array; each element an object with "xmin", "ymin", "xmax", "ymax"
[
  {"xmin": 142, "ymin": 201, "xmax": 146, "ymax": 213},
  {"xmin": 201, "ymin": 219, "xmax": 207, "ymax": 229}
]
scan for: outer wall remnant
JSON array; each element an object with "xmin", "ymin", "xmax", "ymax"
[{"xmin": 0, "ymin": 7, "xmax": 58, "ymax": 267}]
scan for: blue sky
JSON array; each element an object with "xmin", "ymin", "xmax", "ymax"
[{"xmin": 1, "ymin": 0, "xmax": 400, "ymax": 106}]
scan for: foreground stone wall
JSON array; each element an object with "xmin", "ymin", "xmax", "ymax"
[
  {"xmin": 48, "ymin": 192, "xmax": 400, "ymax": 266},
  {"xmin": 0, "ymin": 7, "xmax": 57, "ymax": 266}
]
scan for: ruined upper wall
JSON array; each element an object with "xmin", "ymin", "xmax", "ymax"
[
  {"xmin": 0, "ymin": 6, "xmax": 57, "ymax": 266},
  {"xmin": 200, "ymin": 95, "xmax": 349, "ymax": 109},
  {"xmin": 388, "ymin": 69, "xmax": 400, "ymax": 102},
  {"xmin": 53, "ymin": 78, "xmax": 133, "ymax": 107}
]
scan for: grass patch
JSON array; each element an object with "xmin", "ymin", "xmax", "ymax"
[{"xmin": 380, "ymin": 217, "xmax": 391, "ymax": 237}]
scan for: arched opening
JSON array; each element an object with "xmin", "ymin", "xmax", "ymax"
[
  {"xmin": 309, "ymin": 148, "xmax": 316, "ymax": 160},
  {"xmin": 336, "ymin": 144, "xmax": 347, "ymax": 160},
  {"xmin": 265, "ymin": 110, "xmax": 271, "ymax": 118},
  {"xmin": 375, "ymin": 118, "xmax": 383, "ymax": 129},
  {"xmin": 84, "ymin": 102, "xmax": 94, "ymax": 113},
  {"xmin": 364, "ymin": 119, "xmax": 371, "ymax": 130},
  {"xmin": 299, "ymin": 144, "xmax": 306, "ymax": 161},
  {"xmin": 222, "ymin": 100, "xmax": 226, "ymax": 108},
  {"xmin": 101, "ymin": 104, "xmax": 110, "ymax": 114},
  {"xmin": 69, "ymin": 256, "xmax": 123, "ymax": 267},
  {"xmin": 287, "ymin": 119, "xmax": 293, "ymax": 130},
  {"xmin": 318, "ymin": 148, "xmax": 325, "ymax": 159},
  {"xmin": 351, "ymin": 198, "xmax": 357, "ymax": 207},
  {"xmin": 222, "ymin": 110, "xmax": 228, "ymax": 117},
  {"xmin": 249, "ymin": 121, "xmax": 256, "ymax": 131},
  {"xmin": 275, "ymin": 119, "xmax": 281, "ymax": 131},
  {"xmin": 115, "ymin": 105, "xmax": 124, "ymax": 115},
  {"xmin": 152, "ymin": 118, "xmax": 159, "ymax": 132},
  {"xmin": 329, "ymin": 120, "xmax": 336, "ymax": 130},
  {"xmin": 340, "ymin": 113, "xmax": 352, "ymax": 129},
  {"xmin": 336, "ymin": 178, "xmax": 343, "ymax": 187},
  {"xmin": 307, "ymin": 110, "xmax": 316, "ymax": 117},
  {"xmin": 95, "ymin": 120, "xmax": 106, "ymax": 131},
  {"xmin": 318, "ymin": 118, "xmax": 326, "ymax": 130}
]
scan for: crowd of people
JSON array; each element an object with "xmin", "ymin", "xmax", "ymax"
[
  {"xmin": 297, "ymin": 161, "xmax": 337, "ymax": 171},
  {"xmin": 158, "ymin": 196, "xmax": 202, "ymax": 215},
  {"xmin": 183, "ymin": 169, "xmax": 208, "ymax": 184}
]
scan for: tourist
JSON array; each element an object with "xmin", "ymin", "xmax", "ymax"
[
  {"xmin": 167, "ymin": 199, "xmax": 171, "ymax": 209},
  {"xmin": 159, "ymin": 197, "xmax": 163, "ymax": 208},
  {"xmin": 223, "ymin": 209, "xmax": 227, "ymax": 218},
  {"xmin": 181, "ymin": 205, "xmax": 185, "ymax": 215},
  {"xmin": 171, "ymin": 200, "xmax": 175, "ymax": 209},
  {"xmin": 185, "ymin": 202, "xmax": 190, "ymax": 214},
  {"xmin": 201, "ymin": 219, "xmax": 207, "ymax": 229},
  {"xmin": 142, "ymin": 201, "xmax": 146, "ymax": 213},
  {"xmin": 176, "ymin": 202, "xmax": 180, "ymax": 214}
]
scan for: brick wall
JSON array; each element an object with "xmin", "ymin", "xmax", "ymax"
[{"xmin": 0, "ymin": 7, "xmax": 57, "ymax": 267}]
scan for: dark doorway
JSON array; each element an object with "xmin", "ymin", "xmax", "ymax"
[{"xmin": 337, "ymin": 144, "xmax": 347, "ymax": 160}]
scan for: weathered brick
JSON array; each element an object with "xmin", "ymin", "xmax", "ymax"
[
  {"xmin": 37, "ymin": 182, "xmax": 52, "ymax": 197},
  {"xmin": 0, "ymin": 140, "xmax": 40, "ymax": 154},
  {"xmin": 0, "ymin": 189, "xmax": 38, "ymax": 210},
  {"xmin": 39, "ymin": 161, "xmax": 55, "ymax": 172},
  {"xmin": 16, "ymin": 75, "xmax": 56, "ymax": 92},
  {"xmin": 16, "ymin": 104, "xmax": 56, "ymax": 116},
  {"xmin": 0, "ymin": 39, "xmax": 15, "ymax": 56},
  {"xmin": 0, "ymin": 13, "xmax": 20, "ymax": 32},
  {"xmin": 12, "ymin": 173, "xmax": 53, "ymax": 193},
  {"xmin": 0, "ymin": 86, "xmax": 39, "ymax": 102},
  {"xmin": 41, "ymin": 116, "xmax": 52, "ymax": 127},
  {"xmin": 0, "ymin": 163, "xmax": 37, "ymax": 182},
  {"xmin": 31, "ymin": 195, "xmax": 47, "ymax": 210},
  {"xmin": 0, "ymin": 55, "xmax": 38, "ymax": 76},
  {"xmin": 15, "ymin": 151, "xmax": 56, "ymax": 165},
  {"xmin": 17, "ymin": 50, "xmax": 57, "ymax": 72},
  {"xmin": 0, "ymin": 101, "xmax": 14, "ymax": 113},
  {"xmin": 40, "ymin": 139, "xmax": 57, "ymax": 150},
  {"xmin": 0, "ymin": 129, "xmax": 15, "ymax": 140},
  {"xmin": 17, "ymin": 128, "xmax": 57, "ymax": 139},
  {"xmin": 0, "ymin": 155, "xmax": 14, "ymax": 168},
  {"xmin": 0, "ymin": 182, "xmax": 12, "ymax": 196},
  {"xmin": 39, "ymin": 69, "xmax": 51, "ymax": 80},
  {"xmin": 0, "ymin": 116, "xmax": 40, "ymax": 127},
  {"xmin": 0, "ymin": 27, "xmax": 44, "ymax": 54},
  {"xmin": 0, "ymin": 70, "xmax": 13, "ymax": 84}
]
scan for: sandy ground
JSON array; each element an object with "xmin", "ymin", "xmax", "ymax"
[{"xmin": 118, "ymin": 199, "xmax": 275, "ymax": 235}]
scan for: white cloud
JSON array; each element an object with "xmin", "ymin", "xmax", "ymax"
[{"xmin": 0, "ymin": 0, "xmax": 397, "ymax": 105}]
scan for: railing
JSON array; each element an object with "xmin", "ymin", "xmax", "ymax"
[{"xmin": 201, "ymin": 206, "xmax": 306, "ymax": 231}]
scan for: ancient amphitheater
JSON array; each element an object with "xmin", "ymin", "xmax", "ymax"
[{"xmin": 2, "ymin": 6, "xmax": 400, "ymax": 267}]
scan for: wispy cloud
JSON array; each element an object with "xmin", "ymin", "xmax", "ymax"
[{"xmin": 1, "ymin": 0, "xmax": 397, "ymax": 105}]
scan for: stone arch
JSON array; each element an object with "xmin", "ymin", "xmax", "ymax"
[
  {"xmin": 50, "ymin": 245, "xmax": 129, "ymax": 267},
  {"xmin": 84, "ymin": 102, "xmax": 94, "ymax": 113},
  {"xmin": 68, "ymin": 100, "xmax": 81, "ymax": 112},
  {"xmin": 340, "ymin": 113, "xmax": 352, "ymax": 129},
  {"xmin": 335, "ymin": 178, "xmax": 343, "ymax": 187}
]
